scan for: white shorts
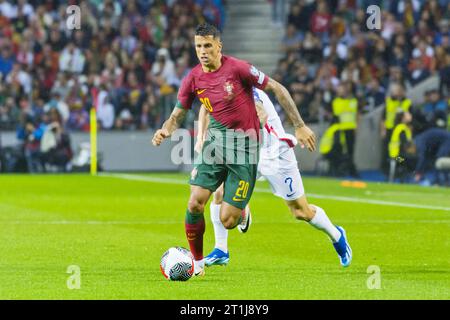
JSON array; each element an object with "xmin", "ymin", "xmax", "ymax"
[{"xmin": 257, "ymin": 148, "xmax": 305, "ymax": 201}]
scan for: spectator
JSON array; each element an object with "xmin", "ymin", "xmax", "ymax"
[
  {"xmin": 40, "ymin": 108, "xmax": 72, "ymax": 172},
  {"xmin": 287, "ymin": 1, "xmax": 312, "ymax": 34},
  {"xmin": 43, "ymin": 92, "xmax": 70, "ymax": 124},
  {"xmin": 422, "ymin": 89, "xmax": 448, "ymax": 129},
  {"xmin": 0, "ymin": 44, "xmax": 14, "ymax": 78},
  {"xmin": 97, "ymin": 89, "xmax": 115, "ymax": 130},
  {"xmin": 5, "ymin": 63, "xmax": 32, "ymax": 95},
  {"xmin": 363, "ymin": 78, "xmax": 386, "ymax": 113},
  {"xmin": 59, "ymin": 43, "xmax": 86, "ymax": 74},
  {"xmin": 16, "ymin": 114, "xmax": 46, "ymax": 173},
  {"xmin": 0, "ymin": 0, "xmax": 16, "ymax": 19},
  {"xmin": 0, "ymin": 96, "xmax": 19, "ymax": 129},
  {"xmin": 151, "ymin": 48, "xmax": 177, "ymax": 95},
  {"xmin": 115, "ymin": 93, "xmax": 135, "ymax": 130},
  {"xmin": 408, "ymin": 57, "xmax": 431, "ymax": 86},
  {"xmin": 411, "ymin": 39, "xmax": 436, "ymax": 72},
  {"xmin": 414, "ymin": 128, "xmax": 450, "ymax": 183},
  {"xmin": 310, "ymin": 1, "xmax": 332, "ymax": 44},
  {"xmin": 282, "ymin": 24, "xmax": 303, "ymax": 53}
]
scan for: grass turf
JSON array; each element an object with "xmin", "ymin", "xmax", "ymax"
[{"xmin": 0, "ymin": 173, "xmax": 449, "ymax": 299}]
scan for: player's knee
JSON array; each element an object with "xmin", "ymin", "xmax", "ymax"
[{"xmin": 188, "ymin": 198, "xmax": 205, "ymax": 214}]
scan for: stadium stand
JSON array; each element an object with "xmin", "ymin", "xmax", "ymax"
[
  {"xmin": 274, "ymin": 0, "xmax": 449, "ymax": 183},
  {"xmin": 0, "ymin": 0, "xmax": 448, "ymax": 184},
  {"xmin": 0, "ymin": 0, "xmax": 226, "ymax": 133}
]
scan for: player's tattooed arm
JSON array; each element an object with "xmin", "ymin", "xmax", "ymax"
[
  {"xmin": 152, "ymin": 107, "xmax": 187, "ymax": 146},
  {"xmin": 264, "ymin": 77, "xmax": 316, "ymax": 152},
  {"xmin": 195, "ymin": 105, "xmax": 210, "ymax": 152},
  {"xmin": 264, "ymin": 77, "xmax": 305, "ymax": 129}
]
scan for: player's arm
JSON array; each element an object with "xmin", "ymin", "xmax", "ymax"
[
  {"xmin": 195, "ymin": 105, "xmax": 210, "ymax": 153},
  {"xmin": 264, "ymin": 77, "xmax": 316, "ymax": 151},
  {"xmin": 152, "ymin": 107, "xmax": 188, "ymax": 146},
  {"xmin": 255, "ymin": 100, "xmax": 268, "ymax": 126}
]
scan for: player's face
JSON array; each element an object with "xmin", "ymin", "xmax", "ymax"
[{"xmin": 194, "ymin": 35, "xmax": 222, "ymax": 68}]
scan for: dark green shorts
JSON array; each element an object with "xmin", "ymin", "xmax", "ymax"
[{"xmin": 189, "ymin": 162, "xmax": 257, "ymax": 210}]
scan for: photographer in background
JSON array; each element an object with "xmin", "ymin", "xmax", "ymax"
[
  {"xmin": 16, "ymin": 113, "xmax": 46, "ymax": 173},
  {"xmin": 40, "ymin": 108, "xmax": 73, "ymax": 172}
]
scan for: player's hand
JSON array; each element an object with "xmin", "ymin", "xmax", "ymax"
[
  {"xmin": 194, "ymin": 136, "xmax": 204, "ymax": 153},
  {"xmin": 295, "ymin": 125, "xmax": 316, "ymax": 152},
  {"xmin": 152, "ymin": 129, "xmax": 170, "ymax": 146}
]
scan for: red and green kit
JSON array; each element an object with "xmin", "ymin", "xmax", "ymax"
[{"xmin": 177, "ymin": 55, "xmax": 269, "ymax": 209}]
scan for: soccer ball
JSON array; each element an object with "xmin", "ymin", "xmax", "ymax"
[{"xmin": 160, "ymin": 247, "xmax": 194, "ymax": 281}]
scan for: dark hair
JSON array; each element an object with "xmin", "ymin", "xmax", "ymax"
[{"xmin": 195, "ymin": 23, "xmax": 221, "ymax": 39}]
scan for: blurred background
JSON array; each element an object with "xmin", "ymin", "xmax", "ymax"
[{"xmin": 0, "ymin": 0, "xmax": 448, "ymax": 186}]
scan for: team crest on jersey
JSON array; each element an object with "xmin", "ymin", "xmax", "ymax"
[
  {"xmin": 223, "ymin": 81, "xmax": 235, "ymax": 101},
  {"xmin": 224, "ymin": 81, "xmax": 234, "ymax": 95}
]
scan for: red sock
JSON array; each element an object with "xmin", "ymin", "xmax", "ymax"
[
  {"xmin": 185, "ymin": 210, "xmax": 205, "ymax": 260},
  {"xmin": 237, "ymin": 208, "xmax": 245, "ymax": 225}
]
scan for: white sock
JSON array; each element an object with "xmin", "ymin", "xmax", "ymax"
[
  {"xmin": 194, "ymin": 259, "xmax": 204, "ymax": 272},
  {"xmin": 308, "ymin": 205, "xmax": 341, "ymax": 243},
  {"xmin": 210, "ymin": 203, "xmax": 228, "ymax": 253}
]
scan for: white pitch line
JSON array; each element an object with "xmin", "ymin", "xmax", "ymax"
[{"xmin": 100, "ymin": 173, "xmax": 450, "ymax": 212}]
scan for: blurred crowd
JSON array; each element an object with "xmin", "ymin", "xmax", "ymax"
[
  {"xmin": 272, "ymin": 0, "xmax": 449, "ymax": 182},
  {"xmin": 0, "ymin": 0, "xmax": 449, "ymax": 182},
  {"xmin": 0, "ymin": 0, "xmax": 226, "ymax": 134},
  {"xmin": 0, "ymin": 0, "xmax": 225, "ymax": 172},
  {"xmin": 274, "ymin": 0, "xmax": 449, "ymax": 123}
]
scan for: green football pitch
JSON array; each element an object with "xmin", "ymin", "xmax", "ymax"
[{"xmin": 0, "ymin": 173, "xmax": 449, "ymax": 300}]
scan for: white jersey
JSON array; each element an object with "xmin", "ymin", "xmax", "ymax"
[
  {"xmin": 253, "ymin": 88, "xmax": 297, "ymax": 162},
  {"xmin": 252, "ymin": 88, "xmax": 304, "ymax": 200}
]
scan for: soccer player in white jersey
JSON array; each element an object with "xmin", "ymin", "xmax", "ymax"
[{"xmin": 196, "ymin": 88, "xmax": 352, "ymax": 267}]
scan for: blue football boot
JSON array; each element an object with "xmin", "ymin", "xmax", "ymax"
[
  {"xmin": 333, "ymin": 226, "xmax": 352, "ymax": 267},
  {"xmin": 204, "ymin": 248, "xmax": 230, "ymax": 267}
]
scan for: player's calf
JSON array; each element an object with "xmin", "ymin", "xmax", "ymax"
[
  {"xmin": 286, "ymin": 197, "xmax": 315, "ymax": 221},
  {"xmin": 185, "ymin": 186, "xmax": 211, "ymax": 269},
  {"xmin": 220, "ymin": 202, "xmax": 244, "ymax": 229}
]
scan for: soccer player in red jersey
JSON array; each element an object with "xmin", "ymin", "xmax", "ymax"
[{"xmin": 152, "ymin": 23, "xmax": 316, "ymax": 276}]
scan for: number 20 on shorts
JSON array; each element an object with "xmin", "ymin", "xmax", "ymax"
[
  {"xmin": 234, "ymin": 180, "xmax": 249, "ymax": 201},
  {"xmin": 200, "ymin": 97, "xmax": 213, "ymax": 112}
]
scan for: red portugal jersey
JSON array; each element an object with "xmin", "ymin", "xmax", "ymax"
[{"xmin": 177, "ymin": 55, "xmax": 269, "ymax": 135}]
